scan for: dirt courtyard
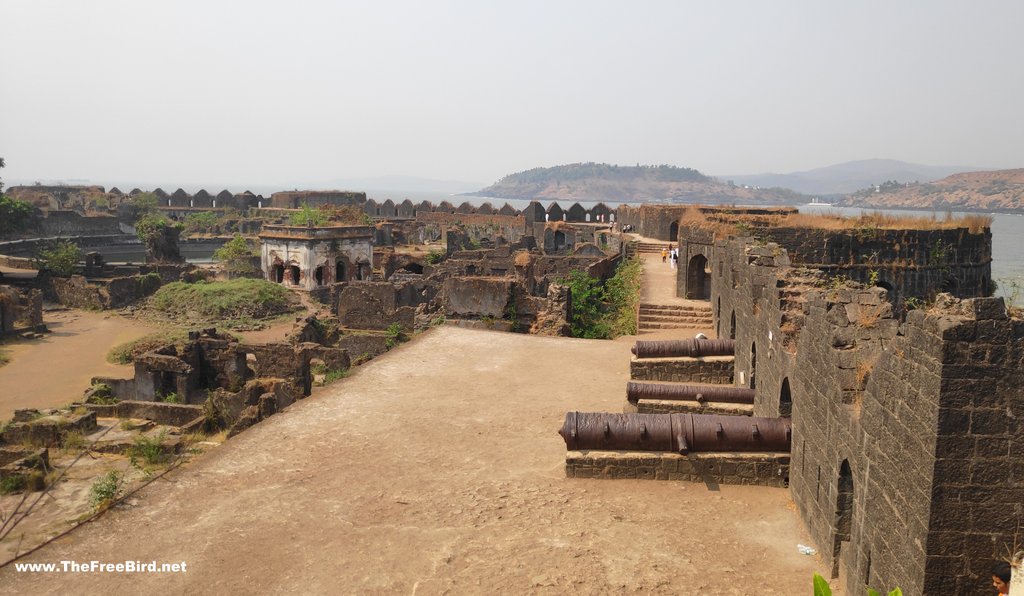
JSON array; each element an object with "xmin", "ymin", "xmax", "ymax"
[{"xmin": 0, "ymin": 326, "xmax": 826, "ymax": 594}]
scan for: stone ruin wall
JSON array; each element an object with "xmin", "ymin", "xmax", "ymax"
[
  {"xmin": 685, "ymin": 224, "xmax": 992, "ymax": 306},
  {"xmin": 415, "ymin": 212, "xmax": 527, "ymax": 245},
  {"xmin": 711, "ymin": 235, "xmax": 1022, "ymax": 595}
]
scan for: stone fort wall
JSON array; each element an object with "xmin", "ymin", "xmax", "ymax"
[
  {"xmin": 712, "ymin": 235, "xmax": 1022, "ymax": 595},
  {"xmin": 684, "ymin": 224, "xmax": 991, "ymax": 306}
]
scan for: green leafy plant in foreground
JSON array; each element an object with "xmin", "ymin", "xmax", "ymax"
[{"xmin": 812, "ymin": 573, "xmax": 902, "ymax": 596}]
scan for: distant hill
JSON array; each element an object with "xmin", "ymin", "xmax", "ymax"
[
  {"xmin": 837, "ymin": 168, "xmax": 1024, "ymax": 211},
  {"xmin": 470, "ymin": 163, "xmax": 805, "ymax": 204},
  {"xmin": 723, "ymin": 159, "xmax": 985, "ymax": 196}
]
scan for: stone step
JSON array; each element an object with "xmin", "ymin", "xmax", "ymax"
[
  {"xmin": 638, "ymin": 322, "xmax": 713, "ymax": 330},
  {"xmin": 639, "ymin": 303, "xmax": 712, "ymax": 310},
  {"xmin": 639, "ymin": 306, "xmax": 712, "ymax": 315},
  {"xmin": 638, "ymin": 316, "xmax": 713, "ymax": 324}
]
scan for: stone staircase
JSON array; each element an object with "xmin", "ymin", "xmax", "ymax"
[{"xmin": 638, "ymin": 303, "xmax": 713, "ymax": 331}]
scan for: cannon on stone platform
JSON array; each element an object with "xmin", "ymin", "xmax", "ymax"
[
  {"xmin": 631, "ymin": 339, "xmax": 735, "ymax": 359},
  {"xmin": 626, "ymin": 381, "xmax": 755, "ymax": 405},
  {"xmin": 558, "ymin": 412, "xmax": 790, "ymax": 455}
]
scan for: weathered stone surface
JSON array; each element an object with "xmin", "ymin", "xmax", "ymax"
[{"xmin": 441, "ymin": 277, "xmax": 512, "ymax": 318}]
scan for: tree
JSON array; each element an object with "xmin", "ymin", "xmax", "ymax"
[
  {"xmin": 37, "ymin": 240, "xmax": 83, "ymax": 276},
  {"xmin": 0, "ymin": 158, "xmax": 35, "ymax": 235},
  {"xmin": 289, "ymin": 203, "xmax": 328, "ymax": 226},
  {"xmin": 213, "ymin": 234, "xmax": 257, "ymax": 276}
]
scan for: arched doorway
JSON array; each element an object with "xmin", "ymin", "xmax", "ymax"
[
  {"xmin": 780, "ymin": 377, "xmax": 792, "ymax": 417},
  {"xmin": 314, "ymin": 266, "xmax": 324, "ymax": 286},
  {"xmin": 289, "ymin": 265, "xmax": 301, "ymax": 285},
  {"xmin": 335, "ymin": 261, "xmax": 346, "ymax": 282},
  {"xmin": 669, "ymin": 221, "xmax": 679, "ymax": 242},
  {"xmin": 833, "ymin": 459, "xmax": 855, "ymax": 578},
  {"xmin": 686, "ymin": 254, "xmax": 710, "ymax": 299},
  {"xmin": 749, "ymin": 342, "xmax": 757, "ymax": 390},
  {"xmin": 272, "ymin": 264, "xmax": 285, "ymax": 284},
  {"xmin": 554, "ymin": 231, "xmax": 567, "ymax": 250}
]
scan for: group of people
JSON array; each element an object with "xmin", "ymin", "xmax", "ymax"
[{"xmin": 661, "ymin": 245, "xmax": 679, "ymax": 267}]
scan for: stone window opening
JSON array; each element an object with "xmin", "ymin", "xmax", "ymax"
[
  {"xmin": 729, "ymin": 311, "xmax": 736, "ymax": 340},
  {"xmin": 314, "ymin": 265, "xmax": 325, "ymax": 286},
  {"xmin": 554, "ymin": 231, "xmax": 567, "ymax": 251},
  {"xmin": 779, "ymin": 377, "xmax": 792, "ymax": 417},
  {"xmin": 749, "ymin": 342, "xmax": 757, "ymax": 390},
  {"xmin": 832, "ymin": 459, "xmax": 854, "ymax": 578}
]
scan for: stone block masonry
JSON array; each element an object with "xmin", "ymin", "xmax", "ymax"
[
  {"xmin": 629, "ymin": 356, "xmax": 734, "ymax": 384},
  {"xmin": 710, "ymin": 224, "xmax": 1018, "ymax": 595},
  {"xmin": 565, "ymin": 451, "xmax": 789, "ymax": 487}
]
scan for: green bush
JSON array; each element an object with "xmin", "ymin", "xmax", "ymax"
[
  {"xmin": 148, "ymin": 279, "xmax": 293, "ymax": 322},
  {"xmin": 290, "ymin": 203, "xmax": 328, "ymax": 226},
  {"xmin": 129, "ymin": 431, "xmax": 168, "ymax": 467},
  {"xmin": 425, "ymin": 249, "xmax": 445, "ymax": 265},
  {"xmin": 384, "ymin": 323, "xmax": 405, "ymax": 349},
  {"xmin": 183, "ymin": 211, "xmax": 219, "ymax": 234},
  {"xmin": 37, "ymin": 240, "xmax": 82, "ymax": 276},
  {"xmin": 563, "ymin": 257, "xmax": 642, "ymax": 339},
  {"xmin": 88, "ymin": 470, "xmax": 122, "ymax": 508},
  {"xmin": 213, "ymin": 235, "xmax": 257, "ymax": 275},
  {"xmin": 0, "ymin": 194, "xmax": 34, "ymax": 235},
  {"xmin": 0, "ymin": 474, "xmax": 27, "ymax": 495}
]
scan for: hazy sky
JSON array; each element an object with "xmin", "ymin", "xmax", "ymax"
[{"xmin": 2, "ymin": 0, "xmax": 1023, "ymax": 189}]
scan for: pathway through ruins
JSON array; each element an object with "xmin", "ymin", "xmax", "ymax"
[
  {"xmin": 636, "ymin": 248, "xmax": 714, "ymax": 334},
  {"xmin": 0, "ymin": 310, "xmax": 155, "ymax": 420},
  {"xmin": 0, "ymin": 327, "xmax": 825, "ymax": 594}
]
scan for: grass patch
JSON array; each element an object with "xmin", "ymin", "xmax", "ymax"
[
  {"xmin": 1, "ymin": 474, "xmax": 27, "ymax": 495},
  {"xmin": 128, "ymin": 431, "xmax": 168, "ymax": 468},
  {"xmin": 146, "ymin": 279, "xmax": 296, "ymax": 324},
  {"xmin": 107, "ymin": 330, "xmax": 191, "ymax": 364}
]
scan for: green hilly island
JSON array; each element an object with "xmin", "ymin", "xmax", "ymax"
[{"xmin": 470, "ymin": 163, "xmax": 805, "ymax": 204}]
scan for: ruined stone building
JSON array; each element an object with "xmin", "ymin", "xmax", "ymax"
[
  {"xmin": 259, "ymin": 224, "xmax": 374, "ymax": 290},
  {"xmin": 705, "ymin": 225, "xmax": 1018, "ymax": 595}
]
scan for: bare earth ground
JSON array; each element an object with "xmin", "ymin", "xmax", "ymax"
[
  {"xmin": 0, "ymin": 326, "xmax": 826, "ymax": 594},
  {"xmin": 0, "ymin": 310, "xmax": 156, "ymax": 420}
]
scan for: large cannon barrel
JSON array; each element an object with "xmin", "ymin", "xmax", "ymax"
[
  {"xmin": 626, "ymin": 381, "xmax": 755, "ymax": 404},
  {"xmin": 558, "ymin": 412, "xmax": 791, "ymax": 455},
  {"xmin": 631, "ymin": 339, "xmax": 735, "ymax": 358}
]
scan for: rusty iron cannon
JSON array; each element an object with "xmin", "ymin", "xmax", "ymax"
[
  {"xmin": 626, "ymin": 381, "xmax": 755, "ymax": 405},
  {"xmin": 558, "ymin": 412, "xmax": 790, "ymax": 454},
  {"xmin": 631, "ymin": 338, "xmax": 735, "ymax": 359}
]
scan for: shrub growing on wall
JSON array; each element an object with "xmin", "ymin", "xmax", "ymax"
[{"xmin": 563, "ymin": 257, "xmax": 642, "ymax": 339}]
